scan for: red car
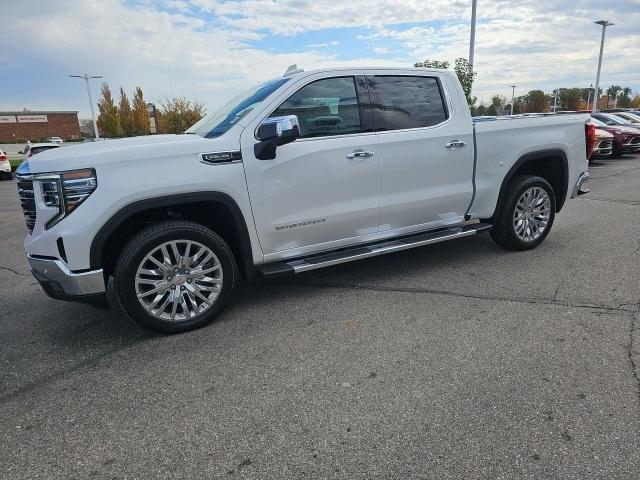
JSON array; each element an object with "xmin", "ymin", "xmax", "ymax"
[{"xmin": 589, "ymin": 116, "xmax": 640, "ymax": 156}]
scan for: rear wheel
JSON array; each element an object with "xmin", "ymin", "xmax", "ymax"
[
  {"xmin": 490, "ymin": 175, "xmax": 555, "ymax": 251},
  {"xmin": 115, "ymin": 221, "xmax": 237, "ymax": 333}
]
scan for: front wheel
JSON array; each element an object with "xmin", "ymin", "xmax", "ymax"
[
  {"xmin": 490, "ymin": 175, "xmax": 556, "ymax": 251},
  {"xmin": 115, "ymin": 221, "xmax": 238, "ymax": 333}
]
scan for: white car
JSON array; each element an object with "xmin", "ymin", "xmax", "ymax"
[
  {"xmin": 19, "ymin": 142, "xmax": 61, "ymax": 162},
  {"xmin": 17, "ymin": 66, "xmax": 591, "ymax": 333},
  {"xmin": 0, "ymin": 148, "xmax": 11, "ymax": 180},
  {"xmin": 45, "ymin": 136, "xmax": 64, "ymax": 144}
]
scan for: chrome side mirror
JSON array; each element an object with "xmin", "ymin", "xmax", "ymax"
[{"xmin": 255, "ymin": 115, "xmax": 300, "ymax": 160}]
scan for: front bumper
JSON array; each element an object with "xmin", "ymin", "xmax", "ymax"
[
  {"xmin": 571, "ymin": 172, "xmax": 590, "ymax": 198},
  {"xmin": 28, "ymin": 256, "xmax": 108, "ymax": 309}
]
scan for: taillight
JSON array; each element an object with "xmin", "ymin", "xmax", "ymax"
[{"xmin": 585, "ymin": 123, "xmax": 596, "ymax": 159}]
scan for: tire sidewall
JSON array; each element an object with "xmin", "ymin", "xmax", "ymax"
[
  {"xmin": 115, "ymin": 224, "xmax": 237, "ymax": 333},
  {"xmin": 502, "ymin": 176, "xmax": 556, "ymax": 250}
]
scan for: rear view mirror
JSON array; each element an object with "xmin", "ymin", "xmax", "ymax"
[
  {"xmin": 18, "ymin": 151, "xmax": 24, "ymax": 155},
  {"xmin": 255, "ymin": 115, "xmax": 300, "ymax": 160}
]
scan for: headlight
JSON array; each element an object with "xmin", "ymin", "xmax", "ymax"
[{"xmin": 37, "ymin": 168, "xmax": 97, "ymax": 228}]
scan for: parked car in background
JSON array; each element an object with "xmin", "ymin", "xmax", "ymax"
[
  {"xmin": 608, "ymin": 111, "xmax": 640, "ymax": 125},
  {"xmin": 19, "ymin": 143, "xmax": 61, "ymax": 162},
  {"xmin": 589, "ymin": 128, "xmax": 614, "ymax": 161},
  {"xmin": 0, "ymin": 148, "xmax": 12, "ymax": 180},
  {"xmin": 589, "ymin": 116, "xmax": 640, "ymax": 156},
  {"xmin": 45, "ymin": 137, "xmax": 64, "ymax": 144}
]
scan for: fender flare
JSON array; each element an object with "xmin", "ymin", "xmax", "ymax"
[
  {"xmin": 89, "ymin": 191, "xmax": 255, "ymax": 277},
  {"xmin": 490, "ymin": 149, "xmax": 569, "ymax": 219}
]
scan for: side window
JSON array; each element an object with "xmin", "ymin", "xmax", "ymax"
[
  {"xmin": 271, "ymin": 76, "xmax": 362, "ymax": 138},
  {"xmin": 366, "ymin": 76, "xmax": 448, "ymax": 131}
]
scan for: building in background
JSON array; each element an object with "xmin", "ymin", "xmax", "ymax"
[{"xmin": 0, "ymin": 111, "xmax": 80, "ymax": 142}]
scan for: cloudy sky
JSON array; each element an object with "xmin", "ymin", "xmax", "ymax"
[{"xmin": 2, "ymin": 0, "xmax": 639, "ymax": 118}]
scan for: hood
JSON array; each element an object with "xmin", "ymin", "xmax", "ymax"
[
  {"xmin": 27, "ymin": 133, "xmax": 241, "ymax": 173},
  {"xmin": 596, "ymin": 125, "xmax": 640, "ymax": 136},
  {"xmin": 615, "ymin": 125, "xmax": 640, "ymax": 134},
  {"xmin": 595, "ymin": 129, "xmax": 614, "ymax": 139}
]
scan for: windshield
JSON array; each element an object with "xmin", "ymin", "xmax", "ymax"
[
  {"xmin": 186, "ymin": 77, "xmax": 290, "ymax": 138},
  {"xmin": 589, "ymin": 117, "xmax": 607, "ymax": 127},
  {"xmin": 603, "ymin": 114, "xmax": 629, "ymax": 125},
  {"xmin": 611, "ymin": 113, "xmax": 636, "ymax": 124}
]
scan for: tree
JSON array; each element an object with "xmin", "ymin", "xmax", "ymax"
[
  {"xmin": 486, "ymin": 95, "xmax": 507, "ymax": 116},
  {"xmin": 559, "ymin": 88, "xmax": 583, "ymax": 110},
  {"xmin": 617, "ymin": 87, "xmax": 633, "ymax": 108},
  {"xmin": 118, "ymin": 87, "xmax": 133, "ymax": 136},
  {"xmin": 79, "ymin": 118, "xmax": 96, "ymax": 137},
  {"xmin": 414, "ymin": 59, "xmax": 450, "ymax": 70},
  {"xmin": 156, "ymin": 97, "xmax": 206, "ymax": 134},
  {"xmin": 414, "ymin": 57, "xmax": 477, "ymax": 108},
  {"xmin": 97, "ymin": 83, "xmax": 122, "ymax": 137},
  {"xmin": 519, "ymin": 90, "xmax": 549, "ymax": 113},
  {"xmin": 453, "ymin": 58, "xmax": 477, "ymax": 108},
  {"xmin": 605, "ymin": 85, "xmax": 622, "ymax": 107},
  {"xmin": 474, "ymin": 104, "xmax": 487, "ymax": 116},
  {"xmin": 132, "ymin": 86, "xmax": 150, "ymax": 135},
  {"xmin": 631, "ymin": 95, "xmax": 640, "ymax": 108}
]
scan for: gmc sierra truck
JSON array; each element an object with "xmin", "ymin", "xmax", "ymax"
[{"xmin": 17, "ymin": 67, "xmax": 592, "ymax": 333}]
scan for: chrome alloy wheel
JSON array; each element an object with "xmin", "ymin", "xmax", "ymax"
[
  {"xmin": 134, "ymin": 240, "xmax": 223, "ymax": 322},
  {"xmin": 513, "ymin": 187, "xmax": 552, "ymax": 242}
]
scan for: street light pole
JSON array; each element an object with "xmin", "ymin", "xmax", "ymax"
[
  {"xmin": 586, "ymin": 83, "xmax": 593, "ymax": 111},
  {"xmin": 69, "ymin": 74, "xmax": 102, "ymax": 140},
  {"xmin": 592, "ymin": 20, "xmax": 614, "ymax": 113},
  {"xmin": 510, "ymin": 85, "xmax": 516, "ymax": 115},
  {"xmin": 553, "ymin": 89, "xmax": 559, "ymax": 112},
  {"xmin": 469, "ymin": 0, "xmax": 477, "ymax": 71}
]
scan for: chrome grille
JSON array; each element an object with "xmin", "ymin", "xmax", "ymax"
[
  {"xmin": 630, "ymin": 136, "xmax": 640, "ymax": 145},
  {"xmin": 16, "ymin": 174, "xmax": 36, "ymax": 233}
]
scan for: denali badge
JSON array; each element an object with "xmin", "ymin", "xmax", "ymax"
[{"xmin": 275, "ymin": 218, "xmax": 327, "ymax": 231}]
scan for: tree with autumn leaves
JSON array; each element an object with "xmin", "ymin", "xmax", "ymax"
[{"xmin": 96, "ymin": 83, "xmax": 204, "ymax": 137}]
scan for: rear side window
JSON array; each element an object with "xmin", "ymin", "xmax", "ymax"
[
  {"xmin": 271, "ymin": 76, "xmax": 361, "ymax": 138},
  {"xmin": 366, "ymin": 76, "xmax": 448, "ymax": 131}
]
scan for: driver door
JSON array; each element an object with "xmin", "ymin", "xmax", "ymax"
[{"xmin": 241, "ymin": 73, "xmax": 380, "ymax": 258}]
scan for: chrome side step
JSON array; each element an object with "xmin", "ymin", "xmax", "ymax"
[{"xmin": 259, "ymin": 222, "xmax": 492, "ymax": 277}]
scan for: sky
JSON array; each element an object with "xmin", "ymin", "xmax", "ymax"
[{"xmin": 1, "ymin": 0, "xmax": 639, "ymax": 118}]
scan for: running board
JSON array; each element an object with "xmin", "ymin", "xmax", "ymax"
[{"xmin": 259, "ymin": 222, "xmax": 493, "ymax": 277}]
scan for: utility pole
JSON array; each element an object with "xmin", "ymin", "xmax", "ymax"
[
  {"xmin": 553, "ymin": 89, "xmax": 559, "ymax": 112},
  {"xmin": 510, "ymin": 85, "xmax": 516, "ymax": 115},
  {"xmin": 168, "ymin": 65, "xmax": 173, "ymax": 99},
  {"xmin": 593, "ymin": 20, "xmax": 614, "ymax": 113},
  {"xmin": 469, "ymin": 0, "xmax": 478, "ymax": 71},
  {"xmin": 69, "ymin": 74, "xmax": 102, "ymax": 139}
]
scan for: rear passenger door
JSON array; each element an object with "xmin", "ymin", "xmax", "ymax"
[{"xmin": 364, "ymin": 72, "xmax": 474, "ymax": 232}]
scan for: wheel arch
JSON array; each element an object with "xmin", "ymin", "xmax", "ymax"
[
  {"xmin": 90, "ymin": 192, "xmax": 256, "ymax": 279},
  {"xmin": 491, "ymin": 149, "xmax": 568, "ymax": 219}
]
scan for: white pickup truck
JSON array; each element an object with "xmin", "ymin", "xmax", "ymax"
[{"xmin": 17, "ymin": 67, "xmax": 592, "ymax": 333}]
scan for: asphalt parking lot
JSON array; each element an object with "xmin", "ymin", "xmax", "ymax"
[{"xmin": 1, "ymin": 155, "xmax": 639, "ymax": 479}]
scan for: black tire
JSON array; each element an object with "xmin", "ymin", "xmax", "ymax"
[
  {"xmin": 490, "ymin": 175, "xmax": 556, "ymax": 251},
  {"xmin": 114, "ymin": 221, "xmax": 238, "ymax": 334}
]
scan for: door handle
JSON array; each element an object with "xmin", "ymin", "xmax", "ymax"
[
  {"xmin": 346, "ymin": 150, "xmax": 375, "ymax": 160},
  {"xmin": 445, "ymin": 140, "xmax": 467, "ymax": 149}
]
